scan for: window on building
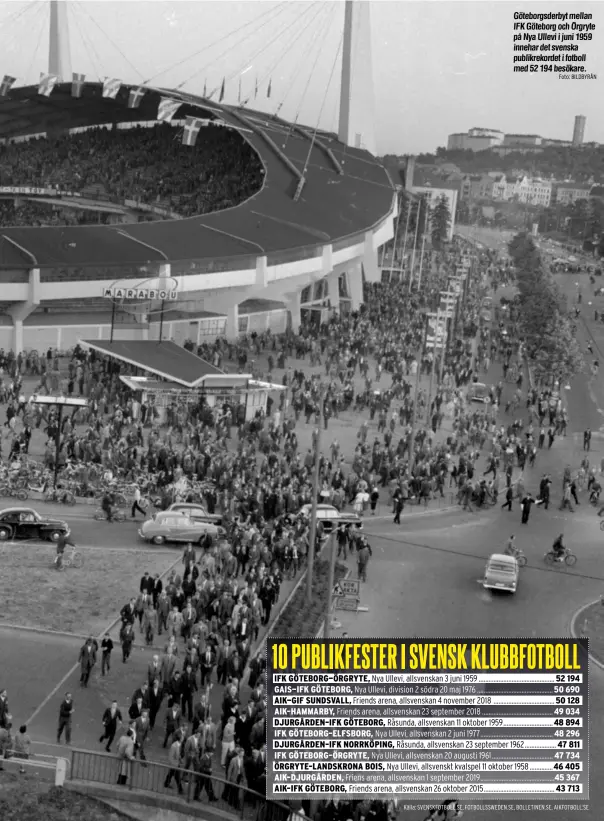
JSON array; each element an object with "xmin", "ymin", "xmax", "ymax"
[
  {"xmin": 338, "ymin": 273, "xmax": 349, "ymax": 298},
  {"xmin": 301, "ymin": 285, "xmax": 312, "ymax": 305},
  {"xmin": 238, "ymin": 315, "xmax": 249, "ymax": 334}
]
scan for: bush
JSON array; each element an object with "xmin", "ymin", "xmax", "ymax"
[
  {"xmin": 271, "ymin": 558, "xmax": 348, "ymax": 638},
  {"xmin": 0, "ymin": 783, "xmax": 128, "ymax": 821}
]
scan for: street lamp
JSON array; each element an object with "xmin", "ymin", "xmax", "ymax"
[{"xmin": 31, "ymin": 395, "xmax": 88, "ymax": 488}]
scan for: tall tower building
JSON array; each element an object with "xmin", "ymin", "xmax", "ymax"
[
  {"xmin": 338, "ymin": 0, "xmax": 376, "ymax": 155},
  {"xmin": 572, "ymin": 115, "xmax": 586, "ymax": 147}
]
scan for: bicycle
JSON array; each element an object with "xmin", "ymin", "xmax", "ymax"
[
  {"xmin": 544, "ymin": 549, "xmax": 577, "ymax": 567},
  {"xmin": 94, "ymin": 508, "xmax": 127, "ymax": 522},
  {"xmin": 44, "ymin": 488, "xmax": 76, "ymax": 506},
  {"xmin": 506, "ymin": 549, "xmax": 528, "ymax": 568},
  {"xmin": 54, "ymin": 545, "xmax": 83, "ymax": 569}
]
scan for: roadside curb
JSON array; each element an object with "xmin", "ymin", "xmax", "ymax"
[
  {"xmin": 0, "ymin": 623, "xmax": 91, "ymax": 640},
  {"xmin": 569, "ymin": 598, "xmax": 604, "ymax": 671}
]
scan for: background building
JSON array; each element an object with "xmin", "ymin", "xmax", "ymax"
[
  {"xmin": 573, "ymin": 115, "xmax": 586, "ymax": 147},
  {"xmin": 447, "ymin": 127, "xmax": 503, "ymax": 152}
]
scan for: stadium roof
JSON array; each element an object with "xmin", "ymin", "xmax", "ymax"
[
  {"xmin": 81, "ymin": 339, "xmax": 223, "ymax": 387},
  {"xmin": 0, "ymin": 83, "xmax": 394, "ymax": 269}
]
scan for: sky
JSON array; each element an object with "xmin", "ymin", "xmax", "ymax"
[{"xmin": 0, "ymin": 0, "xmax": 601, "ymax": 156}]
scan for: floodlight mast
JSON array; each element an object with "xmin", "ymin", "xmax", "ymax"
[{"xmin": 49, "ymin": 0, "xmax": 72, "ymax": 81}]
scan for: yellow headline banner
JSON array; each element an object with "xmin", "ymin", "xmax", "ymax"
[{"xmin": 270, "ymin": 641, "xmax": 582, "ymax": 672}]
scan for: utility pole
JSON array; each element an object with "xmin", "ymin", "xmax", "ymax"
[
  {"xmin": 306, "ymin": 389, "xmax": 325, "ymax": 603},
  {"xmin": 408, "ymin": 314, "xmax": 428, "ymax": 464},
  {"xmin": 400, "ymin": 198, "xmax": 412, "ymax": 282},
  {"xmin": 417, "ymin": 202, "xmax": 430, "ymax": 291},
  {"xmin": 408, "ymin": 198, "xmax": 421, "ymax": 293},
  {"xmin": 425, "ymin": 308, "xmax": 440, "ymax": 423},
  {"xmin": 323, "ymin": 531, "xmax": 338, "ymax": 638}
]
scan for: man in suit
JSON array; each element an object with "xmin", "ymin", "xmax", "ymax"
[
  {"xmin": 99, "ymin": 700, "xmax": 123, "ymax": 752},
  {"xmin": 139, "ymin": 572, "xmax": 154, "ymax": 595},
  {"xmin": 78, "ymin": 638, "xmax": 98, "ymax": 687},
  {"xmin": 147, "ymin": 677, "xmax": 163, "ymax": 730},
  {"xmin": 194, "ymin": 746, "xmax": 217, "ymax": 802},
  {"xmin": 100, "ymin": 633, "xmax": 114, "ymax": 677},
  {"xmin": 131, "ymin": 681, "xmax": 150, "ymax": 708},
  {"xmin": 160, "ymin": 649, "xmax": 177, "ymax": 688},
  {"xmin": 120, "ymin": 598, "xmax": 136, "ymax": 626},
  {"xmin": 183, "ymin": 728, "xmax": 202, "ymax": 773},
  {"xmin": 225, "ymin": 748, "xmax": 244, "ymax": 808},
  {"xmin": 180, "ymin": 663, "xmax": 197, "ymax": 723},
  {"xmin": 151, "ymin": 573, "xmax": 163, "ymax": 607},
  {"xmin": 156, "ymin": 591, "xmax": 170, "ymax": 636},
  {"xmin": 57, "ymin": 692, "xmax": 74, "ymax": 745},
  {"xmin": 147, "ymin": 655, "xmax": 163, "ymax": 690},
  {"xmin": 134, "ymin": 708, "xmax": 151, "ymax": 761},
  {"xmin": 181, "ymin": 599, "xmax": 196, "ymax": 643},
  {"xmin": 128, "ymin": 697, "xmax": 144, "ymax": 722},
  {"xmin": 164, "ymin": 736, "xmax": 183, "ymax": 794},
  {"xmin": 163, "ymin": 702, "xmax": 182, "ymax": 749},
  {"xmin": 0, "ymin": 690, "xmax": 9, "ymax": 730},
  {"xmin": 200, "ymin": 645, "xmax": 216, "ymax": 688},
  {"xmin": 201, "ymin": 713, "xmax": 217, "ymax": 753}
]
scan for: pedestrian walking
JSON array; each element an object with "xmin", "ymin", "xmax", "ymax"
[
  {"xmin": 57, "ymin": 692, "xmax": 74, "ymax": 745},
  {"xmin": 357, "ymin": 539, "xmax": 372, "ymax": 582},
  {"xmin": 116, "ymin": 731, "xmax": 135, "ymax": 786},
  {"xmin": 501, "ymin": 486, "xmax": 513, "ymax": 512},
  {"xmin": 393, "ymin": 496, "xmax": 404, "ymax": 524},
  {"xmin": 164, "ymin": 735, "xmax": 184, "ymax": 794},
  {"xmin": 78, "ymin": 637, "xmax": 98, "ymax": 687},
  {"xmin": 99, "ymin": 700, "xmax": 123, "ymax": 752},
  {"xmin": 520, "ymin": 493, "xmax": 535, "ymax": 525},
  {"xmin": 120, "ymin": 622, "xmax": 134, "ymax": 663},
  {"xmin": 13, "ymin": 725, "xmax": 31, "ymax": 773},
  {"xmin": 101, "ymin": 633, "xmax": 113, "ymax": 676},
  {"xmin": 131, "ymin": 486, "xmax": 146, "ymax": 518}
]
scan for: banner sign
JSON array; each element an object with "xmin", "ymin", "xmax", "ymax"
[
  {"xmin": 103, "ymin": 286, "xmax": 178, "ymax": 301},
  {"xmin": 0, "ymin": 186, "xmax": 82, "ymax": 197},
  {"xmin": 426, "ymin": 313, "xmax": 448, "ymax": 349}
]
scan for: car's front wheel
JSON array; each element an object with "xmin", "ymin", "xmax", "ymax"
[
  {"xmin": 0, "ymin": 526, "xmax": 12, "ymax": 541},
  {"xmin": 48, "ymin": 530, "xmax": 63, "ymax": 542},
  {"xmin": 152, "ymin": 535, "xmax": 165, "ymax": 545}
]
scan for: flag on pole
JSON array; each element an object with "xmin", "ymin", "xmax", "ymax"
[
  {"xmin": 219, "ymin": 78, "xmax": 225, "ymax": 102},
  {"xmin": 182, "ymin": 116, "xmax": 204, "ymax": 147},
  {"xmin": 102, "ymin": 78, "xmax": 122, "ymax": 99},
  {"xmin": 238, "ymin": 77, "xmax": 241, "ymax": 104},
  {"xmin": 71, "ymin": 72, "xmax": 85, "ymax": 98},
  {"xmin": 0, "ymin": 76, "xmax": 16, "ymax": 96},
  {"xmin": 38, "ymin": 73, "xmax": 58, "ymax": 97},
  {"xmin": 254, "ymin": 76, "xmax": 258, "ymax": 99},
  {"xmin": 157, "ymin": 97, "xmax": 181, "ymax": 123},
  {"xmin": 267, "ymin": 78, "xmax": 272, "ymax": 98},
  {"xmin": 203, "ymin": 80, "xmax": 207, "ymax": 98},
  {"xmin": 127, "ymin": 87, "xmax": 146, "ymax": 109}
]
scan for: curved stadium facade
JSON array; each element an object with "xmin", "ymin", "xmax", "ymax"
[{"xmin": 0, "ymin": 81, "xmax": 396, "ymax": 352}]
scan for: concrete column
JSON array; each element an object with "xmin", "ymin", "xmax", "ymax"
[
  {"xmin": 256, "ymin": 256, "xmax": 268, "ymax": 289},
  {"xmin": 363, "ymin": 230, "xmax": 380, "ymax": 283},
  {"xmin": 224, "ymin": 303, "xmax": 239, "ymax": 340},
  {"xmin": 9, "ymin": 266, "xmax": 40, "ymax": 354},
  {"xmin": 326, "ymin": 269, "xmax": 341, "ymax": 315},
  {"xmin": 285, "ymin": 291, "xmax": 301, "ymax": 332},
  {"xmin": 348, "ymin": 263, "xmax": 363, "ymax": 311}
]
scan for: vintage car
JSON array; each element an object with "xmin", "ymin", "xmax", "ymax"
[
  {"xmin": 0, "ymin": 507, "xmax": 70, "ymax": 542},
  {"xmin": 299, "ymin": 504, "xmax": 363, "ymax": 533},
  {"xmin": 468, "ymin": 382, "xmax": 491, "ymax": 403},
  {"xmin": 139, "ymin": 512, "xmax": 223, "ymax": 546},
  {"xmin": 483, "ymin": 553, "xmax": 519, "ymax": 594},
  {"xmin": 165, "ymin": 502, "xmax": 222, "ymax": 527}
]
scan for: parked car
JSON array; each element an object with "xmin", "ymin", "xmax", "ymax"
[
  {"xmin": 483, "ymin": 553, "xmax": 519, "ymax": 594},
  {"xmin": 0, "ymin": 507, "xmax": 70, "ymax": 542},
  {"xmin": 165, "ymin": 503, "xmax": 222, "ymax": 527},
  {"xmin": 139, "ymin": 512, "xmax": 223, "ymax": 546},
  {"xmin": 299, "ymin": 504, "xmax": 363, "ymax": 533},
  {"xmin": 468, "ymin": 382, "xmax": 491, "ymax": 403}
]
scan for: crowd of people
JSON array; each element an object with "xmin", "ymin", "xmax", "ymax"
[
  {"xmin": 0, "ymin": 235, "xmax": 548, "ymax": 821},
  {"xmin": 0, "ymin": 123, "xmax": 263, "ymax": 219}
]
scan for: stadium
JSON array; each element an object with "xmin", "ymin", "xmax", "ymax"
[{"xmin": 0, "ymin": 0, "xmax": 396, "ymax": 355}]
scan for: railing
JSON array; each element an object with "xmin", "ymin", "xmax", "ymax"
[{"xmin": 69, "ymin": 748, "xmax": 301, "ymax": 821}]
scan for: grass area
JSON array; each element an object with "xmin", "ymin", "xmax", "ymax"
[
  {"xmin": 577, "ymin": 601, "xmax": 604, "ymax": 664},
  {"xmin": 0, "ymin": 780, "xmax": 129, "ymax": 821},
  {"xmin": 272, "ymin": 557, "xmax": 348, "ymax": 639},
  {"xmin": 0, "ymin": 544, "xmax": 178, "ymax": 635}
]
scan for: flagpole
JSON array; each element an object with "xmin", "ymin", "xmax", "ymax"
[
  {"xmin": 408, "ymin": 198, "xmax": 421, "ymax": 294},
  {"xmin": 425, "ymin": 308, "xmax": 440, "ymax": 424}
]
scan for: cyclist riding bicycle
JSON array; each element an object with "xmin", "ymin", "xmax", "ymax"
[
  {"xmin": 505, "ymin": 535, "xmax": 519, "ymax": 558},
  {"xmin": 55, "ymin": 533, "xmax": 75, "ymax": 570},
  {"xmin": 552, "ymin": 534, "xmax": 566, "ymax": 562}
]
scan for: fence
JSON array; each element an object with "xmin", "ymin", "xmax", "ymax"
[{"xmin": 69, "ymin": 748, "xmax": 301, "ymax": 821}]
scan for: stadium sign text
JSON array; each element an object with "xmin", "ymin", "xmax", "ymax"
[{"xmin": 103, "ymin": 286, "xmax": 178, "ymax": 301}]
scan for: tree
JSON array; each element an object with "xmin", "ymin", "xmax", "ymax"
[
  {"xmin": 430, "ymin": 195, "xmax": 451, "ymax": 249},
  {"xmin": 507, "ymin": 231, "xmax": 583, "ymax": 386}
]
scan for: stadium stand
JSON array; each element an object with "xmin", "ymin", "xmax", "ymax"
[{"xmin": 0, "ymin": 123, "xmax": 264, "ymax": 220}]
